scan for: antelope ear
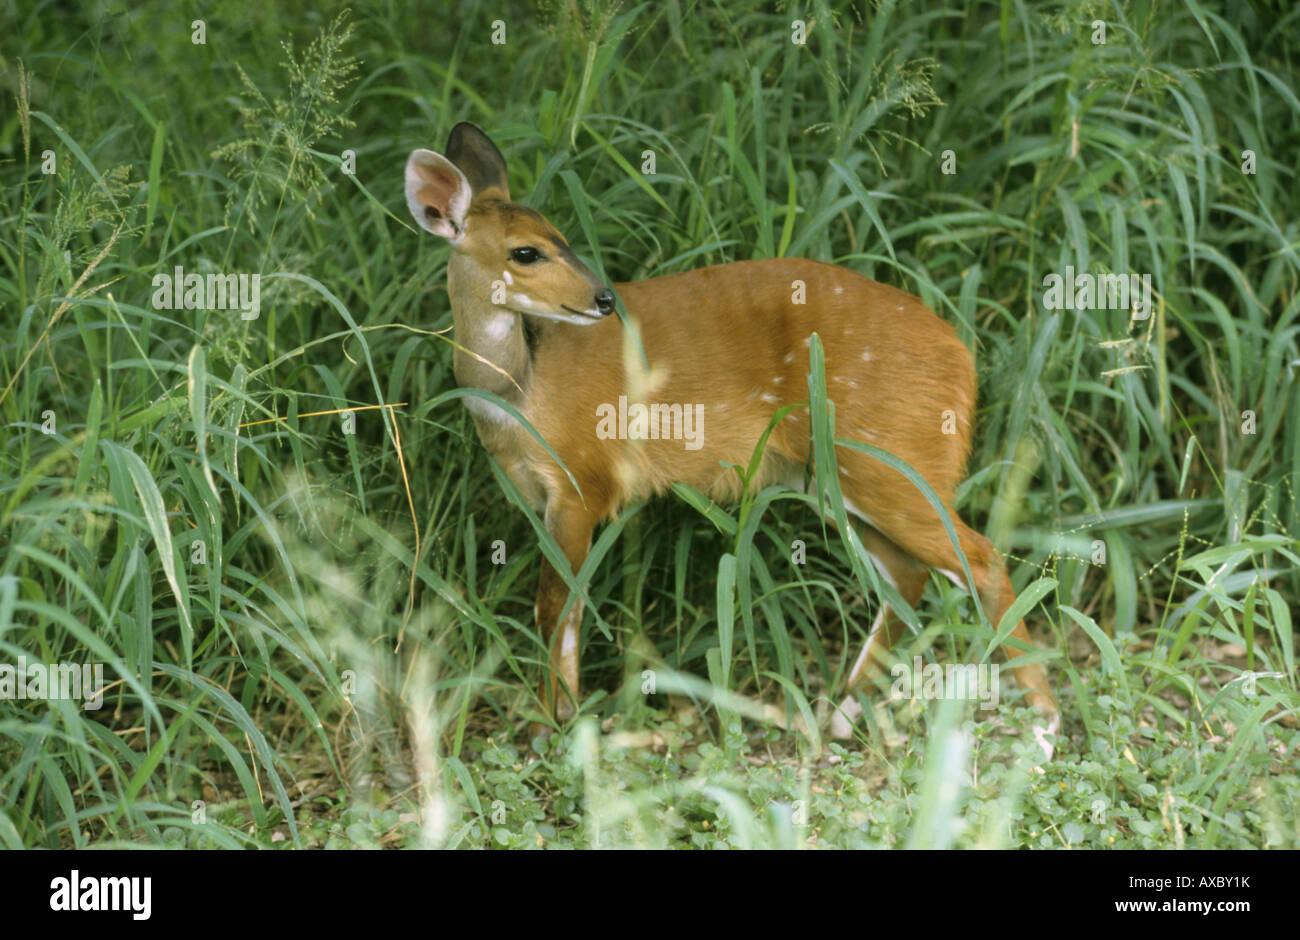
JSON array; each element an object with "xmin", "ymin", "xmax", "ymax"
[
  {"xmin": 445, "ymin": 122, "xmax": 510, "ymax": 202},
  {"xmin": 405, "ymin": 149, "xmax": 471, "ymax": 240}
]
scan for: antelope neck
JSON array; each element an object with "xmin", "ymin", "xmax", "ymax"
[{"xmin": 447, "ymin": 251, "xmax": 533, "ymax": 401}]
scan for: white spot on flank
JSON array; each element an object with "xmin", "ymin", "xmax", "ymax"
[
  {"xmin": 897, "ymin": 304, "xmax": 904, "ymax": 311},
  {"xmin": 834, "ymin": 285, "xmax": 844, "ymax": 295},
  {"xmin": 761, "ymin": 393, "xmax": 779, "ymax": 404},
  {"xmin": 803, "ymin": 337, "xmax": 811, "ymax": 347},
  {"xmin": 861, "ymin": 349, "xmax": 872, "ymax": 362},
  {"xmin": 784, "ymin": 352, "xmax": 796, "ymax": 364},
  {"xmin": 847, "ymin": 380, "xmax": 859, "ymax": 389}
]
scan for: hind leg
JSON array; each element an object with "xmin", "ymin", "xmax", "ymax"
[
  {"xmin": 890, "ymin": 516, "xmax": 1059, "ymax": 740},
  {"xmin": 829, "ymin": 525, "xmax": 928, "ymax": 738},
  {"xmin": 834, "ymin": 467, "xmax": 1059, "ymax": 749},
  {"xmin": 955, "ymin": 538, "xmax": 1058, "ymax": 722}
]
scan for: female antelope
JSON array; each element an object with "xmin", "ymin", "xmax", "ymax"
[{"xmin": 405, "ymin": 123, "xmax": 1059, "ymax": 750}]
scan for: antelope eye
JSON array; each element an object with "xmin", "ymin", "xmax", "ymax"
[{"xmin": 510, "ymin": 246, "xmax": 541, "ymax": 264}]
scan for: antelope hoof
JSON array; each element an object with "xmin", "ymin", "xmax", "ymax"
[
  {"xmin": 828, "ymin": 695, "xmax": 864, "ymax": 740},
  {"xmin": 1030, "ymin": 713, "xmax": 1059, "ymax": 762}
]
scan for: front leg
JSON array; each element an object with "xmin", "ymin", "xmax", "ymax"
[{"xmin": 534, "ymin": 497, "xmax": 597, "ymax": 726}]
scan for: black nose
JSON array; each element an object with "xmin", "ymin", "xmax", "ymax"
[{"xmin": 595, "ymin": 289, "xmax": 615, "ymax": 315}]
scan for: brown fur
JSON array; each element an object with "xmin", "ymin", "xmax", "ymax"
[{"xmin": 405, "ymin": 124, "xmax": 1059, "ymax": 740}]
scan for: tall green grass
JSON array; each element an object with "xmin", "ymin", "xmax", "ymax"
[{"xmin": 1, "ymin": 0, "xmax": 1296, "ymax": 848}]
